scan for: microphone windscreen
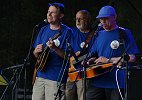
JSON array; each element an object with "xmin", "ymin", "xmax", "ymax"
[{"xmin": 36, "ymin": 19, "xmax": 48, "ymax": 28}]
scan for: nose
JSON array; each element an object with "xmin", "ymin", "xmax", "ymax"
[
  {"xmin": 47, "ymin": 12, "xmax": 51, "ymax": 16},
  {"xmin": 100, "ymin": 18, "xmax": 106, "ymax": 24},
  {"xmin": 76, "ymin": 18, "xmax": 80, "ymax": 23}
]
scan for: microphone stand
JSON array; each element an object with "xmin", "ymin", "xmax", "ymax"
[
  {"xmin": 68, "ymin": 26, "xmax": 101, "ymax": 100},
  {"xmin": 0, "ymin": 63, "xmax": 30, "ymax": 100},
  {"xmin": 115, "ymin": 42, "xmax": 135, "ymax": 100},
  {"xmin": 66, "ymin": 43, "xmax": 87, "ymax": 99},
  {"xmin": 22, "ymin": 20, "xmax": 48, "ymax": 100},
  {"xmin": 65, "ymin": 23, "xmax": 102, "ymax": 100},
  {"xmin": 125, "ymin": 55, "xmax": 129, "ymax": 100},
  {"xmin": 54, "ymin": 40, "xmax": 70, "ymax": 100},
  {"xmin": 0, "ymin": 60, "xmax": 31, "ymax": 100},
  {"xmin": 81, "ymin": 28, "xmax": 101, "ymax": 100},
  {"xmin": 23, "ymin": 26, "xmax": 37, "ymax": 100},
  {"xmin": 0, "ymin": 20, "xmax": 47, "ymax": 100},
  {"xmin": 115, "ymin": 53, "xmax": 129, "ymax": 100},
  {"xmin": 3, "ymin": 64, "xmax": 25, "ymax": 70},
  {"xmin": 0, "ymin": 67, "xmax": 18, "ymax": 100},
  {"xmin": 22, "ymin": 24, "xmax": 39, "ymax": 100},
  {"xmin": 81, "ymin": 52, "xmax": 91, "ymax": 100}
]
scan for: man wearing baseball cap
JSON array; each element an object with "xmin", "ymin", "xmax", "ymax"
[{"xmin": 86, "ymin": 6, "xmax": 139, "ymax": 100}]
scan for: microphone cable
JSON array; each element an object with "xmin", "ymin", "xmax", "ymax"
[{"xmin": 115, "ymin": 68, "xmax": 124, "ymax": 100}]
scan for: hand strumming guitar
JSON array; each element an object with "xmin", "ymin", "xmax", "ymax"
[
  {"xmin": 33, "ymin": 44, "xmax": 44, "ymax": 58},
  {"xmin": 46, "ymin": 38, "xmax": 66, "ymax": 58},
  {"xmin": 87, "ymin": 56, "xmax": 122, "ymax": 66},
  {"xmin": 87, "ymin": 57, "xmax": 97, "ymax": 65},
  {"xmin": 46, "ymin": 38, "xmax": 56, "ymax": 49},
  {"xmin": 94, "ymin": 56, "xmax": 110, "ymax": 64}
]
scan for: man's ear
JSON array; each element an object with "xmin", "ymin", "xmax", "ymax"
[{"xmin": 60, "ymin": 14, "xmax": 64, "ymax": 19}]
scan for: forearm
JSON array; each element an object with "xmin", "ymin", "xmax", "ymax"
[
  {"xmin": 33, "ymin": 50, "xmax": 39, "ymax": 58},
  {"xmin": 108, "ymin": 54, "xmax": 136, "ymax": 63},
  {"xmin": 52, "ymin": 46, "xmax": 66, "ymax": 58}
]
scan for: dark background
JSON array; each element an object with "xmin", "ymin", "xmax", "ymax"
[
  {"xmin": 0, "ymin": 0, "xmax": 142, "ymax": 67},
  {"xmin": 0, "ymin": 0, "xmax": 142, "ymax": 99}
]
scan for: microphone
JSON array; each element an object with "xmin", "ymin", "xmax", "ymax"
[
  {"xmin": 67, "ymin": 43, "xmax": 79, "ymax": 62},
  {"xmin": 95, "ymin": 23, "xmax": 103, "ymax": 32},
  {"xmin": 35, "ymin": 19, "xmax": 48, "ymax": 28},
  {"xmin": 93, "ymin": 23, "xmax": 103, "ymax": 36}
]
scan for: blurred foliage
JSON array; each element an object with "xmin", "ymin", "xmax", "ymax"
[{"xmin": 0, "ymin": 0, "xmax": 142, "ymax": 67}]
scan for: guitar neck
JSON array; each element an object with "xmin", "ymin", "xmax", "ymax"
[
  {"xmin": 42, "ymin": 32, "xmax": 61, "ymax": 53},
  {"xmin": 72, "ymin": 53, "xmax": 90, "ymax": 64},
  {"xmin": 88, "ymin": 62, "xmax": 114, "ymax": 69}
]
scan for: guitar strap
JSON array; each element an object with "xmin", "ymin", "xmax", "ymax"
[
  {"xmin": 118, "ymin": 27, "xmax": 126, "ymax": 55},
  {"xmin": 81, "ymin": 29, "xmax": 95, "ymax": 53}
]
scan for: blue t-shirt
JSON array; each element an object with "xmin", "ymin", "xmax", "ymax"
[
  {"xmin": 71, "ymin": 27, "xmax": 96, "ymax": 68},
  {"xmin": 33, "ymin": 24, "xmax": 73, "ymax": 83},
  {"xmin": 90, "ymin": 28, "xmax": 140, "ymax": 88}
]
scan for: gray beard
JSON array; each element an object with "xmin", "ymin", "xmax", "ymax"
[{"xmin": 76, "ymin": 25, "xmax": 83, "ymax": 30}]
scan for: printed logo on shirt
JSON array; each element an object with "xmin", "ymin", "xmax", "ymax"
[
  {"xmin": 110, "ymin": 40, "xmax": 119, "ymax": 49},
  {"xmin": 80, "ymin": 42, "xmax": 88, "ymax": 49},
  {"xmin": 53, "ymin": 38, "xmax": 60, "ymax": 47}
]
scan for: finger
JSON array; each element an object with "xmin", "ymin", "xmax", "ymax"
[
  {"xmin": 46, "ymin": 41, "xmax": 49, "ymax": 45},
  {"xmin": 38, "ymin": 44, "xmax": 43, "ymax": 47},
  {"xmin": 95, "ymin": 58, "xmax": 99, "ymax": 62},
  {"xmin": 49, "ymin": 38, "xmax": 52, "ymax": 41},
  {"xmin": 76, "ymin": 51, "xmax": 81, "ymax": 56},
  {"xmin": 89, "ymin": 57, "xmax": 95, "ymax": 61},
  {"xmin": 95, "ymin": 58, "xmax": 101, "ymax": 64},
  {"xmin": 49, "ymin": 38, "xmax": 53, "ymax": 43},
  {"xmin": 87, "ymin": 58, "xmax": 95, "ymax": 65}
]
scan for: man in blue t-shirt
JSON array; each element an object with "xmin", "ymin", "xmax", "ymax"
[
  {"xmin": 86, "ymin": 6, "xmax": 140, "ymax": 100},
  {"xmin": 66, "ymin": 10, "xmax": 96, "ymax": 100},
  {"xmin": 32, "ymin": 3, "xmax": 73, "ymax": 100}
]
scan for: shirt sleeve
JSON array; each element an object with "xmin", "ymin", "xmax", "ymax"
[{"xmin": 124, "ymin": 29, "xmax": 140, "ymax": 54}]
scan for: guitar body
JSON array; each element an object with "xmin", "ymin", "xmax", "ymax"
[
  {"xmin": 86, "ymin": 63, "xmax": 114, "ymax": 78},
  {"xmin": 69, "ymin": 51, "xmax": 88, "ymax": 71},
  {"xmin": 32, "ymin": 68, "xmax": 37, "ymax": 85},
  {"xmin": 35, "ymin": 47, "xmax": 50, "ymax": 71},
  {"xmin": 32, "ymin": 48, "xmax": 50, "ymax": 85},
  {"xmin": 68, "ymin": 63, "xmax": 114, "ymax": 82},
  {"xmin": 69, "ymin": 51, "xmax": 81, "ymax": 72},
  {"xmin": 68, "ymin": 69, "xmax": 83, "ymax": 81}
]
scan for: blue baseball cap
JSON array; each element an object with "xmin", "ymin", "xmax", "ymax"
[{"xmin": 96, "ymin": 6, "xmax": 117, "ymax": 18}]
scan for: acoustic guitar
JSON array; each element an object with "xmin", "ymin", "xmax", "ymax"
[
  {"xmin": 69, "ymin": 51, "xmax": 88, "ymax": 72},
  {"xmin": 35, "ymin": 31, "xmax": 61, "ymax": 71},
  {"xmin": 32, "ymin": 31, "xmax": 61, "ymax": 85},
  {"xmin": 68, "ymin": 62, "xmax": 114, "ymax": 82},
  {"xmin": 68, "ymin": 51, "xmax": 114, "ymax": 82}
]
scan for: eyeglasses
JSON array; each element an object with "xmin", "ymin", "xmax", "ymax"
[{"xmin": 75, "ymin": 18, "xmax": 87, "ymax": 21}]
